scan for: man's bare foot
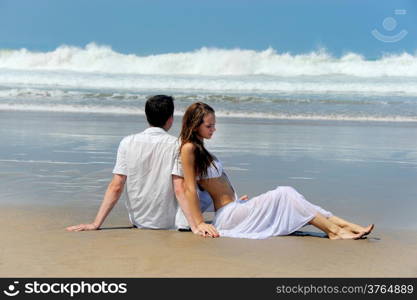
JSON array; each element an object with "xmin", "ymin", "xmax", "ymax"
[{"xmin": 328, "ymin": 228, "xmax": 365, "ymax": 240}]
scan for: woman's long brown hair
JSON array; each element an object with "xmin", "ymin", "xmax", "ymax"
[{"xmin": 180, "ymin": 102, "xmax": 216, "ymax": 178}]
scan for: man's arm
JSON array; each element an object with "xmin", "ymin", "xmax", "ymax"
[{"xmin": 66, "ymin": 174, "xmax": 126, "ymax": 231}]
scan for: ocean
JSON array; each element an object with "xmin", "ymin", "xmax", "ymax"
[{"xmin": 1, "ymin": 43, "xmax": 417, "ymax": 122}]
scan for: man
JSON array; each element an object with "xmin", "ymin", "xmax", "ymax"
[{"xmin": 66, "ymin": 95, "xmax": 218, "ymax": 237}]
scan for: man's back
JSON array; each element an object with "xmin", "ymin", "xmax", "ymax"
[{"xmin": 113, "ymin": 127, "xmax": 179, "ymax": 229}]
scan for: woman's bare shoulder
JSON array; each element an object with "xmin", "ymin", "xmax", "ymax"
[{"xmin": 181, "ymin": 142, "xmax": 196, "ymax": 153}]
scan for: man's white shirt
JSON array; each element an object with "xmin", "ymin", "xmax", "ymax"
[{"xmin": 113, "ymin": 127, "xmax": 180, "ymax": 229}]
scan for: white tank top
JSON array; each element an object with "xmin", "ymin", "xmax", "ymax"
[{"xmin": 172, "ymin": 156, "xmax": 238, "ymax": 201}]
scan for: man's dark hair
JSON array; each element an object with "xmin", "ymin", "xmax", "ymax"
[{"xmin": 145, "ymin": 95, "xmax": 174, "ymax": 127}]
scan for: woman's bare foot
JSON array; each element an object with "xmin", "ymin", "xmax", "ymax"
[
  {"xmin": 328, "ymin": 228, "xmax": 365, "ymax": 240},
  {"xmin": 338, "ymin": 223, "xmax": 374, "ymax": 236},
  {"xmin": 327, "ymin": 217, "xmax": 374, "ymax": 236},
  {"xmin": 362, "ymin": 224, "xmax": 374, "ymax": 236}
]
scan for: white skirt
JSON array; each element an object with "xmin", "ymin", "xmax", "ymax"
[{"xmin": 213, "ymin": 186, "xmax": 333, "ymax": 239}]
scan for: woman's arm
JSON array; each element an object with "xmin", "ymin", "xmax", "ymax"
[{"xmin": 180, "ymin": 143, "xmax": 219, "ymax": 237}]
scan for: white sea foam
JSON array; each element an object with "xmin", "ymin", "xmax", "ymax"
[
  {"xmin": 1, "ymin": 103, "xmax": 416, "ymax": 122},
  {"xmin": 1, "ymin": 43, "xmax": 417, "ymax": 77},
  {"xmin": 0, "ymin": 103, "xmax": 145, "ymax": 114},
  {"xmin": 0, "ymin": 43, "xmax": 416, "ymax": 96},
  {"xmin": 1, "ymin": 43, "xmax": 415, "ymax": 121},
  {"xmin": 0, "ymin": 74, "xmax": 416, "ymax": 96}
]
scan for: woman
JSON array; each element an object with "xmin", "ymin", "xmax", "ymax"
[{"xmin": 174, "ymin": 102, "xmax": 374, "ymax": 239}]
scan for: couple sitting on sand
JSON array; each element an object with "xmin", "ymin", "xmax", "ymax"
[{"xmin": 67, "ymin": 95, "xmax": 374, "ymax": 239}]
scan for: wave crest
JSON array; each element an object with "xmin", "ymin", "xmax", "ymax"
[{"xmin": 1, "ymin": 43, "xmax": 417, "ymax": 77}]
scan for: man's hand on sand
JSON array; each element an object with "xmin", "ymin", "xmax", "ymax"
[
  {"xmin": 194, "ymin": 222, "xmax": 219, "ymax": 238},
  {"xmin": 66, "ymin": 223, "xmax": 99, "ymax": 232}
]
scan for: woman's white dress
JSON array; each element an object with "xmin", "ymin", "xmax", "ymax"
[{"xmin": 173, "ymin": 158, "xmax": 333, "ymax": 239}]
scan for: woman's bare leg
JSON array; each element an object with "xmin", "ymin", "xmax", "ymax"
[
  {"xmin": 328, "ymin": 216, "xmax": 374, "ymax": 235},
  {"xmin": 308, "ymin": 213, "xmax": 365, "ymax": 240}
]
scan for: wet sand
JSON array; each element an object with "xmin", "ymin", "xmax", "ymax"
[
  {"xmin": 1, "ymin": 111, "xmax": 417, "ymax": 230},
  {"xmin": 1, "ymin": 204, "xmax": 416, "ymax": 277}
]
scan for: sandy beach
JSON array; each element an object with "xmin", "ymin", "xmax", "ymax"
[
  {"xmin": 1, "ymin": 204, "xmax": 416, "ymax": 277},
  {"xmin": 1, "ymin": 111, "xmax": 417, "ymax": 278}
]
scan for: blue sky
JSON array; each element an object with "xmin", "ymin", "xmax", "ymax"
[{"xmin": 1, "ymin": 0, "xmax": 416, "ymax": 58}]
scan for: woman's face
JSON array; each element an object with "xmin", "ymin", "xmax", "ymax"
[{"xmin": 196, "ymin": 113, "xmax": 216, "ymax": 140}]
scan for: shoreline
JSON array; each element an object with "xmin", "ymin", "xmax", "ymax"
[{"xmin": 2, "ymin": 108, "xmax": 417, "ymax": 125}]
